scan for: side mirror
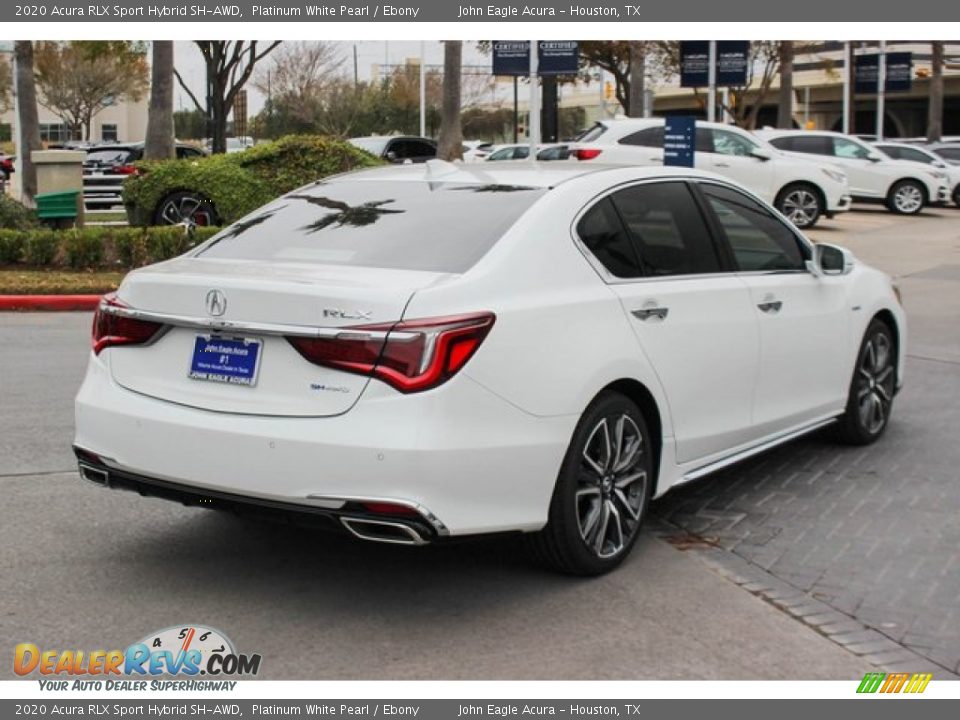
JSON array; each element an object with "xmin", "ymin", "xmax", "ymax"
[
  {"xmin": 807, "ymin": 243, "xmax": 854, "ymax": 277},
  {"xmin": 750, "ymin": 147, "xmax": 773, "ymax": 161},
  {"xmin": 866, "ymin": 152, "xmax": 883, "ymax": 163},
  {"xmin": 933, "ymin": 161, "xmax": 947, "ymax": 169},
  {"xmin": 385, "ymin": 151, "xmax": 398, "ymax": 163}
]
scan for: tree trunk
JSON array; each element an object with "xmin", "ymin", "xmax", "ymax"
[
  {"xmin": 777, "ymin": 41, "xmax": 794, "ymax": 129},
  {"xmin": 145, "ymin": 41, "xmax": 175, "ymax": 160},
  {"xmin": 628, "ymin": 42, "xmax": 645, "ymax": 118},
  {"xmin": 13, "ymin": 41, "xmax": 41, "ymax": 206},
  {"xmin": 437, "ymin": 41, "xmax": 463, "ymax": 161},
  {"xmin": 927, "ymin": 41, "xmax": 944, "ymax": 143}
]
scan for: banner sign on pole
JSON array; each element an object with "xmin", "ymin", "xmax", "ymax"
[
  {"xmin": 537, "ymin": 41, "xmax": 579, "ymax": 75},
  {"xmin": 664, "ymin": 116, "xmax": 696, "ymax": 168},
  {"xmin": 493, "ymin": 41, "xmax": 579, "ymax": 76},
  {"xmin": 679, "ymin": 41, "xmax": 710, "ymax": 88},
  {"xmin": 493, "ymin": 41, "xmax": 530, "ymax": 76},
  {"xmin": 716, "ymin": 41, "xmax": 750, "ymax": 86},
  {"xmin": 681, "ymin": 41, "xmax": 749, "ymax": 87},
  {"xmin": 884, "ymin": 52, "xmax": 912, "ymax": 93},
  {"xmin": 855, "ymin": 52, "xmax": 912, "ymax": 94},
  {"xmin": 855, "ymin": 54, "xmax": 880, "ymax": 94}
]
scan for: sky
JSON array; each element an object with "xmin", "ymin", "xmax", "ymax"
[{"xmin": 172, "ymin": 41, "xmax": 491, "ymax": 116}]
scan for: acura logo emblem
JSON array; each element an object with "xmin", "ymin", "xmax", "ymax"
[{"xmin": 205, "ymin": 289, "xmax": 227, "ymax": 317}]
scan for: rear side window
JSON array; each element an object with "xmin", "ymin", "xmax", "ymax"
[
  {"xmin": 771, "ymin": 135, "xmax": 832, "ymax": 156},
  {"xmin": 610, "ymin": 182, "xmax": 721, "ymax": 277},
  {"xmin": 576, "ymin": 124, "xmax": 608, "ymax": 143},
  {"xmin": 935, "ymin": 147, "xmax": 960, "ymax": 161},
  {"xmin": 620, "ymin": 127, "xmax": 663, "ymax": 148},
  {"xmin": 702, "ymin": 184, "xmax": 807, "ymax": 272},
  {"xmin": 198, "ymin": 180, "xmax": 547, "ymax": 273},
  {"xmin": 576, "ymin": 197, "xmax": 642, "ymax": 278}
]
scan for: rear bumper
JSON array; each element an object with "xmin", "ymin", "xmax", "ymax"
[{"xmin": 74, "ymin": 353, "xmax": 575, "ymax": 536}]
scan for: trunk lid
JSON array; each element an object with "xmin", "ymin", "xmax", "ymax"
[{"xmin": 109, "ymin": 257, "xmax": 451, "ymax": 417}]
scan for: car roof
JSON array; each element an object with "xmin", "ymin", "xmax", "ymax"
[{"xmin": 330, "ymin": 160, "xmax": 727, "ymax": 189}]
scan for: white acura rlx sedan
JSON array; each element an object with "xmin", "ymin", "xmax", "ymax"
[{"xmin": 74, "ymin": 162, "xmax": 905, "ymax": 575}]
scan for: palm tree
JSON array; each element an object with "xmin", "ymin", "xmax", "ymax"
[
  {"xmin": 927, "ymin": 41, "xmax": 944, "ymax": 142},
  {"xmin": 777, "ymin": 42, "xmax": 794, "ymax": 129},
  {"xmin": 144, "ymin": 41, "xmax": 175, "ymax": 160},
  {"xmin": 437, "ymin": 41, "xmax": 463, "ymax": 161},
  {"xmin": 628, "ymin": 42, "xmax": 645, "ymax": 118},
  {"xmin": 13, "ymin": 41, "xmax": 42, "ymax": 206}
]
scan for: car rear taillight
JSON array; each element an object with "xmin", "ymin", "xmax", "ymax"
[
  {"xmin": 287, "ymin": 312, "xmax": 495, "ymax": 393},
  {"xmin": 91, "ymin": 294, "xmax": 163, "ymax": 355},
  {"xmin": 111, "ymin": 164, "xmax": 138, "ymax": 175},
  {"xmin": 359, "ymin": 502, "xmax": 420, "ymax": 517},
  {"xmin": 574, "ymin": 148, "xmax": 603, "ymax": 161}
]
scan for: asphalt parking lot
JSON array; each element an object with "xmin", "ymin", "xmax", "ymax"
[{"xmin": 1, "ymin": 204, "xmax": 958, "ymax": 680}]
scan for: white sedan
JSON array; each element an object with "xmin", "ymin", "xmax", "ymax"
[
  {"xmin": 568, "ymin": 118, "xmax": 851, "ymax": 228},
  {"xmin": 74, "ymin": 162, "xmax": 905, "ymax": 575}
]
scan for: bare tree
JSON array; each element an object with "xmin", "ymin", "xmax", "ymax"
[
  {"xmin": 627, "ymin": 42, "xmax": 645, "ymax": 118},
  {"xmin": 927, "ymin": 41, "xmax": 944, "ymax": 142},
  {"xmin": 777, "ymin": 41, "xmax": 794, "ymax": 128},
  {"xmin": 13, "ymin": 41, "xmax": 42, "ymax": 205},
  {"xmin": 144, "ymin": 41, "xmax": 175, "ymax": 160},
  {"xmin": 34, "ymin": 41, "xmax": 149, "ymax": 141},
  {"xmin": 176, "ymin": 41, "xmax": 281, "ymax": 154},
  {"xmin": 437, "ymin": 41, "xmax": 463, "ymax": 161},
  {"xmin": 252, "ymin": 41, "xmax": 342, "ymax": 102}
]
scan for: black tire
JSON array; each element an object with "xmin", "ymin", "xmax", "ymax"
[
  {"xmin": 885, "ymin": 180, "xmax": 925, "ymax": 215},
  {"xmin": 775, "ymin": 183, "xmax": 823, "ymax": 229},
  {"xmin": 836, "ymin": 319, "xmax": 897, "ymax": 445},
  {"xmin": 952, "ymin": 185, "xmax": 960, "ymax": 209},
  {"xmin": 153, "ymin": 191, "xmax": 220, "ymax": 227},
  {"xmin": 527, "ymin": 391, "xmax": 653, "ymax": 576}
]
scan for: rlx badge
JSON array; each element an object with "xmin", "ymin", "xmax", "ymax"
[{"xmin": 323, "ymin": 308, "xmax": 373, "ymax": 320}]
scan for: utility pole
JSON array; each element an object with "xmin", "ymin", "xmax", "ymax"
[
  {"xmin": 876, "ymin": 41, "xmax": 886, "ymax": 140},
  {"xmin": 529, "ymin": 40, "xmax": 540, "ymax": 159},
  {"xmin": 353, "ymin": 45, "xmax": 358, "ymax": 89},
  {"xmin": 707, "ymin": 40, "xmax": 717, "ymax": 122},
  {"xmin": 419, "ymin": 41, "xmax": 426, "ymax": 137},
  {"xmin": 842, "ymin": 41, "xmax": 852, "ymax": 135}
]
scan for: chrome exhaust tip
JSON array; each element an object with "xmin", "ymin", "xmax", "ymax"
[
  {"xmin": 340, "ymin": 517, "xmax": 428, "ymax": 546},
  {"xmin": 78, "ymin": 463, "xmax": 110, "ymax": 487}
]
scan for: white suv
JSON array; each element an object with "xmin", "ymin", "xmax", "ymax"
[
  {"xmin": 568, "ymin": 118, "xmax": 851, "ymax": 228},
  {"xmin": 756, "ymin": 129, "xmax": 950, "ymax": 215},
  {"xmin": 874, "ymin": 141, "xmax": 960, "ymax": 208}
]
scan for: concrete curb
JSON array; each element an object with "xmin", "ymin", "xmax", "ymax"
[{"xmin": 0, "ymin": 295, "xmax": 101, "ymax": 312}]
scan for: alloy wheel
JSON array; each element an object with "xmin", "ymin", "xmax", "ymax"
[
  {"xmin": 781, "ymin": 188, "xmax": 819, "ymax": 227},
  {"xmin": 158, "ymin": 194, "xmax": 215, "ymax": 228},
  {"xmin": 857, "ymin": 331, "xmax": 895, "ymax": 435},
  {"xmin": 576, "ymin": 414, "xmax": 647, "ymax": 559},
  {"xmin": 893, "ymin": 184, "xmax": 923, "ymax": 214}
]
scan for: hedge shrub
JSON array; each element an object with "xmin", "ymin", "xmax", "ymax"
[
  {"xmin": 123, "ymin": 135, "xmax": 382, "ymax": 227},
  {"xmin": 0, "ymin": 195, "xmax": 40, "ymax": 231},
  {"xmin": 0, "ymin": 226, "xmax": 221, "ymax": 270}
]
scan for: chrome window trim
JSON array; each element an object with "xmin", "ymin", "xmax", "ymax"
[
  {"xmin": 97, "ymin": 301, "xmax": 417, "ymax": 341},
  {"xmin": 570, "ymin": 175, "xmax": 815, "ymax": 286}
]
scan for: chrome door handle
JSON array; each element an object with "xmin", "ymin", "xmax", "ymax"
[
  {"xmin": 757, "ymin": 300, "xmax": 783, "ymax": 314},
  {"xmin": 714, "ymin": 162, "xmax": 730, "ymax": 168},
  {"xmin": 650, "ymin": 156, "xmax": 663, "ymax": 163},
  {"xmin": 632, "ymin": 306, "xmax": 669, "ymax": 321}
]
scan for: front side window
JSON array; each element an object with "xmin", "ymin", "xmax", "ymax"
[
  {"xmin": 610, "ymin": 182, "xmax": 722, "ymax": 277},
  {"xmin": 897, "ymin": 147, "xmax": 935, "ymax": 164},
  {"xmin": 702, "ymin": 184, "xmax": 807, "ymax": 272},
  {"xmin": 711, "ymin": 129, "xmax": 759, "ymax": 157},
  {"xmin": 833, "ymin": 137, "xmax": 872, "ymax": 159},
  {"xmin": 198, "ymin": 180, "xmax": 547, "ymax": 274}
]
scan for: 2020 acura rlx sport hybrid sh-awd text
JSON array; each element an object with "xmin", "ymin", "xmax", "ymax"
[{"xmin": 74, "ymin": 162, "xmax": 905, "ymax": 575}]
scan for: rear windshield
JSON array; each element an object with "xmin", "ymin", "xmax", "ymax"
[
  {"xmin": 196, "ymin": 180, "xmax": 548, "ymax": 273},
  {"xmin": 85, "ymin": 148, "xmax": 134, "ymax": 165}
]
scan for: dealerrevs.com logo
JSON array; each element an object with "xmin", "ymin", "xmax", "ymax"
[{"xmin": 14, "ymin": 625, "xmax": 261, "ymax": 685}]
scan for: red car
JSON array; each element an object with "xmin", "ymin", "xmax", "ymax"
[{"xmin": 0, "ymin": 156, "xmax": 14, "ymax": 181}]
